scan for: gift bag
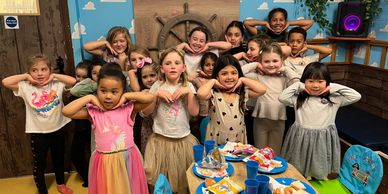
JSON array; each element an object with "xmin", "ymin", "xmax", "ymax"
[{"xmin": 154, "ymin": 173, "xmax": 172, "ymax": 194}]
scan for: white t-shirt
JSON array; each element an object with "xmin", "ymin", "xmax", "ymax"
[
  {"xmin": 184, "ymin": 49, "xmax": 219, "ymax": 74},
  {"xmin": 284, "ymin": 53, "xmax": 320, "ymax": 77},
  {"xmin": 14, "ymin": 80, "xmax": 71, "ymax": 133},
  {"xmin": 150, "ymin": 80, "xmax": 196, "ymax": 138}
]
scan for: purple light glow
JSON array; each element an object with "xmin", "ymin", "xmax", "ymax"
[{"xmin": 343, "ymin": 15, "xmax": 361, "ymax": 31}]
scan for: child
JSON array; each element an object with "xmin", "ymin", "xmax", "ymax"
[
  {"xmin": 243, "ymin": 7, "xmax": 313, "ymax": 42},
  {"xmin": 142, "ymin": 48, "xmax": 199, "ymax": 194},
  {"xmin": 2, "ymin": 54, "xmax": 76, "ymax": 194},
  {"xmin": 69, "ymin": 60, "xmax": 93, "ymax": 187},
  {"xmin": 279, "ymin": 62, "xmax": 361, "ymax": 180},
  {"xmin": 191, "ymin": 52, "xmax": 218, "ymax": 140},
  {"xmin": 223, "ymin": 21, "xmax": 246, "ymax": 55},
  {"xmin": 128, "ymin": 45, "xmax": 151, "ymax": 71},
  {"xmin": 83, "ymin": 26, "xmax": 132, "ymax": 70},
  {"xmin": 285, "ymin": 27, "xmax": 332, "ymax": 77},
  {"xmin": 176, "ymin": 26, "xmax": 232, "ymax": 80},
  {"xmin": 128, "ymin": 46, "xmax": 152, "ymax": 92},
  {"xmin": 247, "ymin": 43, "xmax": 298, "ymax": 154},
  {"xmin": 197, "ymin": 54, "xmax": 267, "ymax": 145},
  {"xmin": 70, "ymin": 59, "xmax": 102, "ymax": 97},
  {"xmin": 62, "ymin": 66, "xmax": 153, "ymax": 194},
  {"xmin": 128, "ymin": 58, "xmax": 159, "ymax": 153}
]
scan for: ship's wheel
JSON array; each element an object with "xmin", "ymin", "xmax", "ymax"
[{"xmin": 156, "ymin": 3, "xmax": 217, "ymax": 50}]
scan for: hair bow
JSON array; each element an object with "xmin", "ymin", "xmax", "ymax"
[{"xmin": 136, "ymin": 57, "xmax": 152, "ymax": 68}]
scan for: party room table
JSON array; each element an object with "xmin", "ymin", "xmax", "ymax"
[{"xmin": 186, "ymin": 161, "xmax": 319, "ymax": 194}]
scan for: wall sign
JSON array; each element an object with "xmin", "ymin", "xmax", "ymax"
[
  {"xmin": 4, "ymin": 16, "xmax": 19, "ymax": 29},
  {"xmin": 0, "ymin": 0, "xmax": 40, "ymax": 15}
]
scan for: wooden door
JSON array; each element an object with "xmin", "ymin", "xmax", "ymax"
[{"xmin": 0, "ymin": 0, "xmax": 74, "ymax": 178}]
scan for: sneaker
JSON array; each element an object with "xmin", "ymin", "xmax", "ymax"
[{"xmin": 57, "ymin": 184, "xmax": 73, "ymax": 194}]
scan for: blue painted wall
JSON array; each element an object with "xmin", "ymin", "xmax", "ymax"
[{"xmin": 68, "ymin": 0, "xmax": 388, "ymax": 68}]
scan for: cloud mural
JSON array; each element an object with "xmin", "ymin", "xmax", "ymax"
[
  {"xmin": 313, "ymin": 32, "xmax": 325, "ymax": 39},
  {"xmin": 83, "ymin": 1, "xmax": 96, "ymax": 10},
  {"xmin": 354, "ymin": 45, "xmax": 367, "ymax": 59},
  {"xmin": 258, "ymin": 2, "xmax": 269, "ymax": 10},
  {"xmin": 97, "ymin": 36, "xmax": 106, "ymax": 41},
  {"xmin": 71, "ymin": 22, "xmax": 86, "ymax": 39},
  {"xmin": 297, "ymin": 17, "xmax": 305, "ymax": 20},
  {"xmin": 379, "ymin": 24, "xmax": 388, "ymax": 32},
  {"xmin": 368, "ymin": 30, "xmax": 376, "ymax": 38},
  {"xmin": 273, "ymin": 0, "xmax": 294, "ymax": 2},
  {"xmin": 101, "ymin": 0, "xmax": 126, "ymax": 2},
  {"xmin": 370, "ymin": 62, "xmax": 379, "ymax": 67},
  {"xmin": 129, "ymin": 19, "xmax": 135, "ymax": 34}
]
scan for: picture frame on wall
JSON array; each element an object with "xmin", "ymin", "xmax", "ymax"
[{"xmin": 0, "ymin": 0, "xmax": 40, "ymax": 16}]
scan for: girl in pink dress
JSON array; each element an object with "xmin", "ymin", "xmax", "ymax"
[{"xmin": 62, "ymin": 63, "xmax": 154, "ymax": 194}]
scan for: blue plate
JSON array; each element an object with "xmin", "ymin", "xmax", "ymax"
[
  {"xmin": 257, "ymin": 156, "xmax": 288, "ymax": 174},
  {"xmin": 192, "ymin": 162, "xmax": 234, "ymax": 179},
  {"xmin": 218, "ymin": 145, "xmax": 246, "ymax": 162},
  {"xmin": 275, "ymin": 177, "xmax": 316, "ymax": 194},
  {"xmin": 196, "ymin": 177, "xmax": 271, "ymax": 194}
]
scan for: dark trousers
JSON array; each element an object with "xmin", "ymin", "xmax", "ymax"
[
  {"xmin": 245, "ymin": 109, "xmax": 255, "ymax": 145},
  {"xmin": 31, "ymin": 129, "xmax": 66, "ymax": 194},
  {"xmin": 71, "ymin": 128, "xmax": 91, "ymax": 186}
]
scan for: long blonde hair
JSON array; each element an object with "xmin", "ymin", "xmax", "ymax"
[{"xmin": 158, "ymin": 48, "xmax": 189, "ymax": 87}]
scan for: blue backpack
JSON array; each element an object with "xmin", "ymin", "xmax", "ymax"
[
  {"xmin": 339, "ymin": 145, "xmax": 383, "ymax": 194},
  {"xmin": 154, "ymin": 173, "xmax": 172, "ymax": 194}
]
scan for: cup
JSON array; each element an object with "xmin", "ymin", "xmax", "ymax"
[
  {"xmin": 246, "ymin": 160, "xmax": 259, "ymax": 179},
  {"xmin": 256, "ymin": 174, "xmax": 270, "ymax": 194},
  {"xmin": 204, "ymin": 140, "xmax": 215, "ymax": 155},
  {"xmin": 244, "ymin": 179, "xmax": 259, "ymax": 194},
  {"xmin": 193, "ymin": 144, "xmax": 204, "ymax": 163}
]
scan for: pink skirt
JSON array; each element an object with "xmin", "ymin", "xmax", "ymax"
[{"xmin": 88, "ymin": 146, "xmax": 148, "ymax": 194}]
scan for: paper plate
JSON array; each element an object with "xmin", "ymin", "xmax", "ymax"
[
  {"xmin": 274, "ymin": 177, "xmax": 316, "ymax": 194},
  {"xmin": 257, "ymin": 156, "xmax": 288, "ymax": 174},
  {"xmin": 192, "ymin": 162, "xmax": 234, "ymax": 179}
]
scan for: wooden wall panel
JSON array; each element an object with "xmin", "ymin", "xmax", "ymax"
[{"xmin": 133, "ymin": 0, "xmax": 239, "ymax": 59}]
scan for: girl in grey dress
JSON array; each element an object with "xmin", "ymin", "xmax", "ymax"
[{"xmin": 279, "ymin": 62, "xmax": 361, "ymax": 180}]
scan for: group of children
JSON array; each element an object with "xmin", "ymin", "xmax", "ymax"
[{"xmin": 1, "ymin": 7, "xmax": 362, "ymax": 194}]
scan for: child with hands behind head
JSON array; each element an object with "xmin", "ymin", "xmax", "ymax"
[
  {"xmin": 62, "ymin": 66, "xmax": 153, "ymax": 194},
  {"xmin": 176, "ymin": 26, "xmax": 232, "ymax": 80},
  {"xmin": 197, "ymin": 55, "xmax": 267, "ymax": 145},
  {"xmin": 142, "ymin": 48, "xmax": 199, "ymax": 194},
  {"xmin": 2, "ymin": 54, "xmax": 76, "ymax": 194},
  {"xmin": 279, "ymin": 62, "xmax": 361, "ymax": 180},
  {"xmin": 83, "ymin": 26, "xmax": 132, "ymax": 70}
]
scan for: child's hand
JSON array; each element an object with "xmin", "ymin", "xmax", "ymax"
[
  {"xmin": 291, "ymin": 45, "xmax": 307, "ymax": 58},
  {"xmin": 88, "ymin": 95, "xmax": 106, "ymax": 111},
  {"xmin": 188, "ymin": 71, "xmax": 199, "ymax": 81},
  {"xmin": 156, "ymin": 90, "xmax": 173, "ymax": 103},
  {"xmin": 242, "ymin": 53, "xmax": 251, "ymax": 62},
  {"xmin": 198, "ymin": 43, "xmax": 210, "ymax": 54},
  {"xmin": 264, "ymin": 21, "xmax": 273, "ymax": 32},
  {"xmin": 128, "ymin": 69, "xmax": 137, "ymax": 75},
  {"xmin": 214, "ymin": 80, "xmax": 227, "ymax": 90},
  {"xmin": 172, "ymin": 87, "xmax": 190, "ymax": 101},
  {"xmin": 181, "ymin": 43, "xmax": 195, "ymax": 54},
  {"xmin": 26, "ymin": 74, "xmax": 39, "ymax": 86},
  {"xmin": 40, "ymin": 74, "xmax": 54, "ymax": 86},
  {"xmin": 197, "ymin": 70, "xmax": 210, "ymax": 79},
  {"xmin": 113, "ymin": 94, "xmax": 127, "ymax": 109},
  {"xmin": 106, "ymin": 42, "xmax": 118, "ymax": 56},
  {"xmin": 230, "ymin": 77, "xmax": 243, "ymax": 92},
  {"xmin": 319, "ymin": 86, "xmax": 330, "ymax": 96},
  {"xmin": 256, "ymin": 62, "xmax": 266, "ymax": 75},
  {"xmin": 279, "ymin": 22, "xmax": 290, "ymax": 34}
]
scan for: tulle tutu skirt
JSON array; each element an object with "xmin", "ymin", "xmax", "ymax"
[
  {"xmin": 88, "ymin": 146, "xmax": 148, "ymax": 194},
  {"xmin": 144, "ymin": 133, "xmax": 199, "ymax": 194}
]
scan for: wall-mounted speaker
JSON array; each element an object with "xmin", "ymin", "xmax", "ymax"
[{"xmin": 334, "ymin": 1, "xmax": 368, "ymax": 37}]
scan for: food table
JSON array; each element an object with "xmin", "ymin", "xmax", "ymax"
[{"xmin": 186, "ymin": 161, "xmax": 318, "ymax": 194}]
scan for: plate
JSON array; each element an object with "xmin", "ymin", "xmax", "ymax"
[
  {"xmin": 192, "ymin": 162, "xmax": 234, "ymax": 179},
  {"xmin": 274, "ymin": 177, "xmax": 316, "ymax": 194},
  {"xmin": 257, "ymin": 156, "xmax": 288, "ymax": 174},
  {"xmin": 218, "ymin": 145, "xmax": 246, "ymax": 162},
  {"xmin": 196, "ymin": 177, "xmax": 271, "ymax": 194}
]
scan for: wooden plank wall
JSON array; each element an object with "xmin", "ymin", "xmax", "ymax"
[
  {"xmin": 133, "ymin": 0, "xmax": 239, "ymax": 60},
  {"xmin": 0, "ymin": 0, "xmax": 74, "ymax": 178}
]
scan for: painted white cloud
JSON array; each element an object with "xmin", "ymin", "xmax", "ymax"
[
  {"xmin": 370, "ymin": 62, "xmax": 379, "ymax": 67},
  {"xmin": 297, "ymin": 17, "xmax": 305, "ymax": 20},
  {"xmin": 129, "ymin": 19, "xmax": 135, "ymax": 34},
  {"xmin": 83, "ymin": 1, "xmax": 95, "ymax": 10},
  {"xmin": 368, "ymin": 30, "xmax": 376, "ymax": 38},
  {"xmin": 257, "ymin": 2, "xmax": 269, "ymax": 10},
  {"xmin": 71, "ymin": 22, "xmax": 86, "ymax": 39},
  {"xmin": 313, "ymin": 32, "xmax": 325, "ymax": 39},
  {"xmin": 354, "ymin": 45, "xmax": 366, "ymax": 59},
  {"xmin": 97, "ymin": 36, "xmax": 105, "ymax": 41},
  {"xmin": 101, "ymin": 0, "xmax": 126, "ymax": 2},
  {"xmin": 379, "ymin": 24, "xmax": 388, "ymax": 32},
  {"xmin": 273, "ymin": 0, "xmax": 294, "ymax": 2}
]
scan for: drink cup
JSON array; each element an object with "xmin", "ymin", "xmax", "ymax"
[
  {"xmin": 193, "ymin": 144, "xmax": 204, "ymax": 163},
  {"xmin": 246, "ymin": 160, "xmax": 259, "ymax": 179}
]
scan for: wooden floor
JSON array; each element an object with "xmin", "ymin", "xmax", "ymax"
[{"xmin": 0, "ymin": 172, "xmax": 88, "ymax": 194}]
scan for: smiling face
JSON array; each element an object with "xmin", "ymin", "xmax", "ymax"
[
  {"xmin": 97, "ymin": 77, "xmax": 124, "ymax": 110},
  {"xmin": 260, "ymin": 52, "xmax": 282, "ymax": 75},
  {"xmin": 29, "ymin": 60, "xmax": 51, "ymax": 84},
  {"xmin": 225, "ymin": 26, "xmax": 243, "ymax": 48},
  {"xmin": 188, "ymin": 31, "xmax": 207, "ymax": 52},
  {"xmin": 288, "ymin": 32, "xmax": 306, "ymax": 55},
  {"xmin": 160, "ymin": 52, "xmax": 186, "ymax": 84},
  {"xmin": 141, "ymin": 65, "xmax": 158, "ymax": 89},
  {"xmin": 269, "ymin": 12, "xmax": 286, "ymax": 34},
  {"xmin": 217, "ymin": 65, "xmax": 239, "ymax": 89},
  {"xmin": 305, "ymin": 79, "xmax": 327, "ymax": 96},
  {"xmin": 111, "ymin": 33, "xmax": 128, "ymax": 54},
  {"xmin": 246, "ymin": 41, "xmax": 261, "ymax": 62},
  {"xmin": 202, "ymin": 58, "xmax": 215, "ymax": 76}
]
